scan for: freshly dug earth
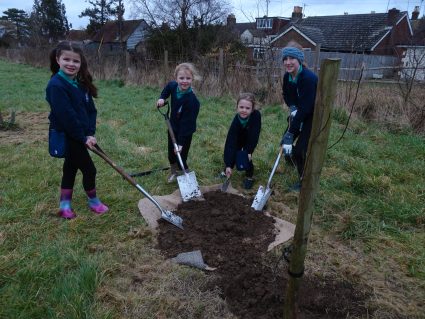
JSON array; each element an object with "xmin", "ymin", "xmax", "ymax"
[{"xmin": 158, "ymin": 191, "xmax": 371, "ymax": 319}]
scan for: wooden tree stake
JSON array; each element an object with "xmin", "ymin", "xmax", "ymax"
[{"xmin": 283, "ymin": 58, "xmax": 341, "ymax": 319}]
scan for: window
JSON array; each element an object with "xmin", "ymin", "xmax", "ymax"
[
  {"xmin": 253, "ymin": 47, "xmax": 265, "ymax": 60},
  {"xmin": 257, "ymin": 18, "xmax": 272, "ymax": 29}
]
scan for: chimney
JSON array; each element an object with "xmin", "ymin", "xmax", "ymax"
[
  {"xmin": 227, "ymin": 14, "xmax": 236, "ymax": 27},
  {"xmin": 412, "ymin": 6, "xmax": 420, "ymax": 20},
  {"xmin": 292, "ymin": 6, "xmax": 303, "ymax": 20},
  {"xmin": 387, "ymin": 8, "xmax": 400, "ymax": 26}
]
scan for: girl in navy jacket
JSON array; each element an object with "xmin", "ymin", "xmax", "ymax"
[
  {"xmin": 224, "ymin": 93, "xmax": 261, "ymax": 189},
  {"xmin": 280, "ymin": 46, "xmax": 318, "ymax": 191},
  {"xmin": 157, "ymin": 63, "xmax": 201, "ymax": 183},
  {"xmin": 46, "ymin": 41, "xmax": 108, "ymax": 219}
]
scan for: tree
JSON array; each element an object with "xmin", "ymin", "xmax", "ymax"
[
  {"xmin": 31, "ymin": 0, "xmax": 69, "ymax": 42},
  {"xmin": 131, "ymin": 0, "xmax": 230, "ymax": 58},
  {"xmin": 130, "ymin": 0, "xmax": 229, "ymax": 30},
  {"xmin": 80, "ymin": 0, "xmax": 124, "ymax": 35},
  {"xmin": 1, "ymin": 8, "xmax": 30, "ymax": 44}
]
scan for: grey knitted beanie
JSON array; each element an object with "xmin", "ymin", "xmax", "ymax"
[{"xmin": 281, "ymin": 47, "xmax": 304, "ymax": 64}]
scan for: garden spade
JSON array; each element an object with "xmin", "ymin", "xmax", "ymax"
[
  {"xmin": 158, "ymin": 102, "xmax": 202, "ymax": 202},
  {"xmin": 90, "ymin": 144, "xmax": 183, "ymax": 229},
  {"xmin": 251, "ymin": 147, "xmax": 283, "ymax": 211},
  {"xmin": 221, "ymin": 176, "xmax": 230, "ymax": 192}
]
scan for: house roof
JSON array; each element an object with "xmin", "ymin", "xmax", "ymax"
[
  {"xmin": 233, "ymin": 22, "xmax": 256, "ymax": 35},
  {"xmin": 272, "ymin": 10, "xmax": 412, "ymax": 52},
  {"xmin": 247, "ymin": 28, "xmax": 267, "ymax": 37},
  {"xmin": 92, "ymin": 20, "xmax": 146, "ymax": 43},
  {"xmin": 66, "ymin": 30, "xmax": 89, "ymax": 42},
  {"xmin": 277, "ymin": 24, "xmax": 325, "ymax": 46}
]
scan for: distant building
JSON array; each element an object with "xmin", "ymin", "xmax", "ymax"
[
  {"xmin": 271, "ymin": 7, "xmax": 413, "ymax": 57},
  {"xmin": 228, "ymin": 7, "xmax": 414, "ymax": 61},
  {"xmin": 64, "ymin": 30, "xmax": 91, "ymax": 45},
  {"xmin": 87, "ymin": 19, "xmax": 150, "ymax": 53}
]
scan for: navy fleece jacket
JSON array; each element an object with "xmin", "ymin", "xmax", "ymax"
[
  {"xmin": 282, "ymin": 67, "xmax": 318, "ymax": 135},
  {"xmin": 46, "ymin": 74, "xmax": 97, "ymax": 143},
  {"xmin": 159, "ymin": 81, "xmax": 200, "ymax": 145},
  {"xmin": 223, "ymin": 110, "xmax": 261, "ymax": 168}
]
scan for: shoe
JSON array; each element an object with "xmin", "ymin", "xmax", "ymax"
[
  {"xmin": 288, "ymin": 182, "xmax": 301, "ymax": 192},
  {"xmin": 167, "ymin": 173, "xmax": 177, "ymax": 183},
  {"xmin": 58, "ymin": 208, "xmax": 76, "ymax": 219},
  {"xmin": 243, "ymin": 178, "xmax": 254, "ymax": 190},
  {"xmin": 167, "ymin": 163, "xmax": 179, "ymax": 183},
  {"xmin": 89, "ymin": 202, "xmax": 109, "ymax": 215}
]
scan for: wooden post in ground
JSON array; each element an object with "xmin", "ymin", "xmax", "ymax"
[{"xmin": 283, "ymin": 58, "xmax": 341, "ymax": 319}]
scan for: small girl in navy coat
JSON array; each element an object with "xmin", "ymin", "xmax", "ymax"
[
  {"xmin": 223, "ymin": 93, "xmax": 261, "ymax": 189},
  {"xmin": 157, "ymin": 63, "xmax": 201, "ymax": 183},
  {"xmin": 46, "ymin": 41, "xmax": 108, "ymax": 219}
]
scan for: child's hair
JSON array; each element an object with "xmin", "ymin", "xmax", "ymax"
[
  {"xmin": 236, "ymin": 92, "xmax": 256, "ymax": 110},
  {"xmin": 49, "ymin": 41, "xmax": 98, "ymax": 98},
  {"xmin": 174, "ymin": 63, "xmax": 202, "ymax": 82}
]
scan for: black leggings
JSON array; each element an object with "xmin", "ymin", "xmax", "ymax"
[
  {"xmin": 61, "ymin": 137, "xmax": 96, "ymax": 190},
  {"xmin": 245, "ymin": 160, "xmax": 254, "ymax": 178},
  {"xmin": 292, "ymin": 125, "xmax": 312, "ymax": 179},
  {"xmin": 167, "ymin": 132, "xmax": 192, "ymax": 170}
]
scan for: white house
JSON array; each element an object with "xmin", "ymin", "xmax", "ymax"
[{"xmin": 400, "ymin": 46, "xmax": 425, "ymax": 81}]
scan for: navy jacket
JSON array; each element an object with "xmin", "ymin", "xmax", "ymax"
[
  {"xmin": 282, "ymin": 67, "xmax": 318, "ymax": 135},
  {"xmin": 46, "ymin": 74, "xmax": 97, "ymax": 143},
  {"xmin": 224, "ymin": 110, "xmax": 261, "ymax": 168},
  {"xmin": 159, "ymin": 81, "xmax": 200, "ymax": 145}
]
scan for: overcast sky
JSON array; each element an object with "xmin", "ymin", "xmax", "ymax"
[{"xmin": 0, "ymin": 0, "xmax": 424, "ymax": 30}]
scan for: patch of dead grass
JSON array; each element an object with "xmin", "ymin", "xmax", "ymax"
[
  {"xmin": 95, "ymin": 240, "xmax": 236, "ymax": 319},
  {"xmin": 305, "ymin": 230, "xmax": 425, "ymax": 318},
  {"xmin": 0, "ymin": 111, "xmax": 48, "ymax": 145}
]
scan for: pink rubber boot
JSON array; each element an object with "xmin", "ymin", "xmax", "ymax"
[
  {"xmin": 86, "ymin": 189, "xmax": 109, "ymax": 215},
  {"xmin": 58, "ymin": 209, "xmax": 77, "ymax": 219},
  {"xmin": 58, "ymin": 188, "xmax": 76, "ymax": 219}
]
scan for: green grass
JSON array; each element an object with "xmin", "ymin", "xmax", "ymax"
[{"xmin": 1, "ymin": 58, "xmax": 424, "ymax": 318}]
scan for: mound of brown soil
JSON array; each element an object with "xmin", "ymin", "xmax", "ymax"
[{"xmin": 158, "ymin": 191, "xmax": 370, "ymax": 319}]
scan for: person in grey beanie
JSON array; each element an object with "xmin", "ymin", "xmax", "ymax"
[{"xmin": 280, "ymin": 45, "xmax": 318, "ymax": 191}]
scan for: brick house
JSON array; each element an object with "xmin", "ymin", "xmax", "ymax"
[
  {"xmin": 270, "ymin": 8, "xmax": 414, "ymax": 57},
  {"xmin": 226, "ymin": 13, "xmax": 293, "ymax": 61}
]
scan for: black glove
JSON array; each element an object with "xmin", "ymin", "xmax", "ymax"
[{"xmin": 280, "ymin": 132, "xmax": 294, "ymax": 156}]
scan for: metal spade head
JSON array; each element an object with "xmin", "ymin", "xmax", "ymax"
[
  {"xmin": 221, "ymin": 177, "xmax": 230, "ymax": 192},
  {"xmin": 251, "ymin": 185, "xmax": 272, "ymax": 211},
  {"xmin": 177, "ymin": 171, "xmax": 202, "ymax": 202},
  {"xmin": 161, "ymin": 209, "xmax": 184, "ymax": 229}
]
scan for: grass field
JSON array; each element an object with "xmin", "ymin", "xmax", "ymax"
[{"xmin": 0, "ymin": 59, "xmax": 424, "ymax": 318}]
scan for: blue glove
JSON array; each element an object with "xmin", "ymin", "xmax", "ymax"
[
  {"xmin": 289, "ymin": 105, "xmax": 297, "ymax": 118},
  {"xmin": 280, "ymin": 132, "xmax": 294, "ymax": 156}
]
